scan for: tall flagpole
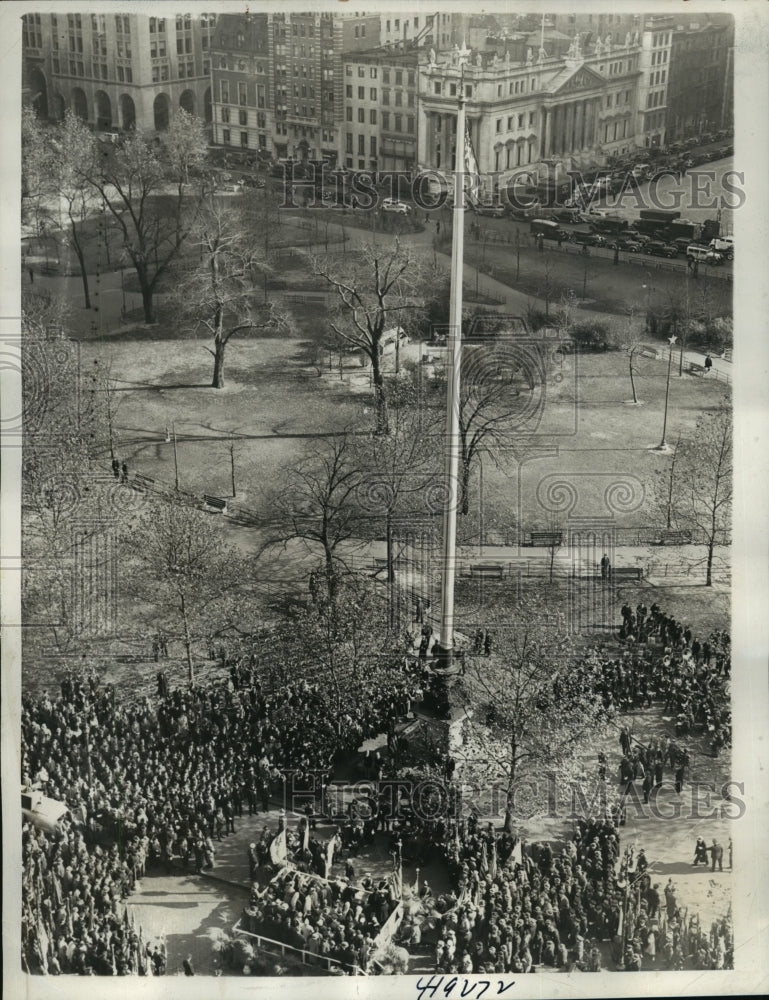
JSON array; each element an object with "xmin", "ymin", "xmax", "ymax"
[{"xmin": 433, "ymin": 73, "xmax": 467, "ymax": 670}]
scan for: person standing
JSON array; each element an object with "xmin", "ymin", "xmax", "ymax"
[
  {"xmin": 121, "ymin": 461, "xmax": 128, "ymax": 484},
  {"xmin": 728, "ymin": 837, "xmax": 733, "ymax": 870},
  {"xmin": 484, "ymin": 631, "xmax": 493, "ymax": 656},
  {"xmin": 600, "ymin": 553, "xmax": 611, "ymax": 580},
  {"xmin": 704, "ymin": 353, "xmax": 713, "ymax": 374},
  {"xmin": 709, "ymin": 838, "xmax": 724, "ymax": 872},
  {"xmin": 111, "ymin": 457, "xmax": 120, "ymax": 480}
]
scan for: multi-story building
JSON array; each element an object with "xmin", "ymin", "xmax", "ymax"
[
  {"xmin": 666, "ymin": 14, "xmax": 734, "ymax": 140},
  {"xmin": 417, "ymin": 32, "xmax": 650, "ymax": 190},
  {"xmin": 209, "ymin": 11, "xmax": 379, "ymax": 163},
  {"xmin": 341, "ymin": 49, "xmax": 419, "ymax": 172},
  {"xmin": 379, "ymin": 13, "xmax": 454, "ymax": 50},
  {"xmin": 635, "ymin": 16, "xmax": 673, "ymax": 149},
  {"xmin": 22, "ymin": 12, "xmax": 217, "ymax": 132}
]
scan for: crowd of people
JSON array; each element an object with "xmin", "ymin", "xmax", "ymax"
[
  {"xmin": 20, "ymin": 656, "xmax": 423, "ymax": 974},
  {"xmin": 240, "ymin": 869, "xmax": 398, "ymax": 973},
  {"xmin": 21, "ymin": 818, "xmax": 162, "ymax": 975},
  {"xmin": 20, "ymin": 596, "xmax": 733, "ymax": 975}
]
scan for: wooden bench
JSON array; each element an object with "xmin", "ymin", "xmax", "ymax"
[
  {"xmin": 529, "ymin": 531, "xmax": 563, "ymax": 547},
  {"xmin": 202, "ymin": 494, "xmax": 228, "ymax": 514},
  {"xmin": 464, "ymin": 563, "xmax": 506, "ymax": 579},
  {"xmin": 654, "ymin": 529, "xmax": 692, "ymax": 545},
  {"xmin": 640, "ymin": 346, "xmax": 661, "ymax": 360},
  {"xmin": 611, "ymin": 566, "xmax": 644, "ymax": 581},
  {"xmin": 688, "ymin": 362, "xmax": 706, "ymax": 376}
]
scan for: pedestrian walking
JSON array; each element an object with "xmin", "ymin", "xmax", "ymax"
[
  {"xmin": 483, "ymin": 631, "xmax": 493, "ymax": 656},
  {"xmin": 704, "ymin": 353, "xmax": 713, "ymax": 374},
  {"xmin": 600, "ymin": 552, "xmax": 611, "ymax": 580},
  {"xmin": 182, "ymin": 956, "xmax": 195, "ymax": 976},
  {"xmin": 709, "ymin": 838, "xmax": 724, "ymax": 872},
  {"xmin": 121, "ymin": 461, "xmax": 128, "ymax": 484},
  {"xmin": 159, "ymin": 633, "xmax": 168, "ymax": 658},
  {"xmin": 111, "ymin": 457, "xmax": 120, "ymax": 480},
  {"xmin": 28, "ymin": 267, "xmax": 34, "ymax": 284}
]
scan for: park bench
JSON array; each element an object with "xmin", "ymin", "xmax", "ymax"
[
  {"xmin": 688, "ymin": 362, "xmax": 706, "ymax": 376},
  {"xmin": 610, "ymin": 566, "xmax": 644, "ymax": 581},
  {"xmin": 202, "ymin": 494, "xmax": 228, "ymax": 514},
  {"xmin": 133, "ymin": 473, "xmax": 155, "ymax": 491},
  {"xmin": 464, "ymin": 563, "xmax": 506, "ymax": 579},
  {"xmin": 529, "ymin": 531, "xmax": 563, "ymax": 547},
  {"xmin": 654, "ymin": 529, "xmax": 692, "ymax": 545},
  {"xmin": 640, "ymin": 346, "xmax": 661, "ymax": 360}
]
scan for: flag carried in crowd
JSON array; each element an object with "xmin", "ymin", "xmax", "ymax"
[{"xmin": 269, "ymin": 828, "xmax": 288, "ymax": 867}]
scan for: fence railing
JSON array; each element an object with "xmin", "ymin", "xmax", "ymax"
[{"xmin": 232, "ymin": 918, "xmax": 367, "ymax": 975}]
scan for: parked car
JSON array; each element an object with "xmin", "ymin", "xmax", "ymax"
[
  {"xmin": 687, "ymin": 245, "xmax": 723, "ymax": 265},
  {"xmin": 609, "ymin": 236, "xmax": 644, "ymax": 252},
  {"xmin": 719, "ymin": 144, "xmax": 734, "ymax": 157},
  {"xmin": 672, "ymin": 237, "xmax": 694, "ymax": 254},
  {"xmin": 552, "ymin": 208, "xmax": 581, "ymax": 223},
  {"xmin": 382, "ymin": 198, "xmax": 412, "ymax": 215},
  {"xmin": 571, "ymin": 230, "xmax": 606, "ymax": 248},
  {"xmin": 709, "ymin": 236, "xmax": 734, "ymax": 259},
  {"xmin": 645, "ymin": 241, "xmax": 679, "ymax": 259},
  {"xmin": 473, "ymin": 203, "xmax": 507, "ymax": 218}
]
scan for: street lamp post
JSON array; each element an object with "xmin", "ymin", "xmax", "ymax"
[
  {"xmin": 657, "ymin": 335, "xmax": 677, "ymax": 450},
  {"xmin": 172, "ymin": 421, "xmax": 180, "ymax": 490}
]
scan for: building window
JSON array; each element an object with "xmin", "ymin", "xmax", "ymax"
[
  {"xmin": 346, "ymin": 107, "xmax": 353, "ymax": 121},
  {"xmin": 346, "ymin": 85, "xmax": 352, "ymax": 98},
  {"xmin": 223, "ymin": 128, "xmax": 231, "ymax": 144},
  {"xmin": 382, "ymin": 112, "xmax": 390, "ymax": 129},
  {"xmin": 370, "ymin": 109, "xmax": 377, "ymax": 124},
  {"xmin": 507, "ymin": 116, "xmax": 513, "ymax": 130},
  {"xmin": 239, "ymin": 109, "xmax": 247, "ymax": 126},
  {"xmin": 220, "ymin": 80, "xmax": 229, "ymax": 104},
  {"xmin": 358, "ymin": 134, "xmax": 365, "ymax": 154},
  {"xmin": 518, "ymin": 113, "xmax": 524, "ymax": 128},
  {"xmin": 434, "ymin": 82, "xmax": 441, "ymax": 95},
  {"xmin": 221, "ymin": 107, "xmax": 230, "ymax": 123},
  {"xmin": 395, "ymin": 91, "xmax": 402, "ymax": 106},
  {"xmin": 358, "ymin": 86, "xmax": 365, "ymax": 99},
  {"xmin": 238, "ymin": 82, "xmax": 247, "ymax": 105},
  {"xmin": 358, "ymin": 108, "xmax": 364, "ymax": 122},
  {"xmin": 383, "ymin": 90, "xmax": 390, "ymax": 105},
  {"xmin": 346, "ymin": 133, "xmax": 353, "ymax": 153},
  {"xmin": 370, "ymin": 136, "xmax": 377, "ymax": 156},
  {"xmin": 358, "ymin": 66, "xmax": 365, "ymax": 77},
  {"xmin": 528, "ymin": 111, "xmax": 535, "ymax": 126},
  {"xmin": 406, "ymin": 115, "xmax": 414, "ymax": 133},
  {"xmin": 370, "ymin": 88, "xmax": 377, "ymax": 100},
  {"xmin": 241, "ymin": 132, "xmax": 248, "ymax": 148},
  {"xmin": 394, "ymin": 114, "xmax": 402, "ymax": 132},
  {"xmin": 496, "ymin": 119, "xmax": 502, "ymax": 133}
]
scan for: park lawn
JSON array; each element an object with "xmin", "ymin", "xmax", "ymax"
[
  {"xmin": 80, "ymin": 334, "xmax": 366, "ymax": 509},
  {"xmin": 462, "ymin": 349, "xmax": 731, "ymax": 534}
]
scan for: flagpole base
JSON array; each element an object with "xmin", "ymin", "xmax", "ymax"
[{"xmin": 431, "ymin": 644, "xmax": 464, "ymax": 674}]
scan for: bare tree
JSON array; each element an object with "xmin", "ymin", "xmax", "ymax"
[
  {"xmin": 269, "ymin": 435, "xmax": 363, "ymax": 605},
  {"xmin": 668, "ymin": 407, "xmax": 732, "ymax": 585},
  {"xmin": 430, "ymin": 342, "xmax": 543, "ymax": 514},
  {"xmin": 74, "ymin": 112, "xmax": 208, "ymax": 323},
  {"xmin": 311, "ymin": 238, "xmax": 425, "ymax": 435},
  {"xmin": 133, "ymin": 501, "xmax": 246, "ymax": 683},
  {"xmin": 174, "ymin": 200, "xmax": 286, "ymax": 387},
  {"xmin": 457, "ymin": 597, "xmax": 605, "ymax": 832}
]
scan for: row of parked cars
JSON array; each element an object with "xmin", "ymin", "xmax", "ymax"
[{"xmin": 568, "ymin": 229, "xmax": 733, "ymax": 262}]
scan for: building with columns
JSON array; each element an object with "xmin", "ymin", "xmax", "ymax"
[
  {"xmin": 23, "ymin": 12, "xmax": 217, "ymax": 133},
  {"xmin": 417, "ymin": 32, "xmax": 650, "ymax": 193}
]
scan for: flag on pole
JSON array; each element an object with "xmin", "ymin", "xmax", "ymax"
[
  {"xmin": 270, "ymin": 828, "xmax": 288, "ymax": 867},
  {"xmin": 324, "ymin": 834, "xmax": 336, "ymax": 878},
  {"xmin": 510, "ymin": 839, "xmax": 523, "ymax": 866}
]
